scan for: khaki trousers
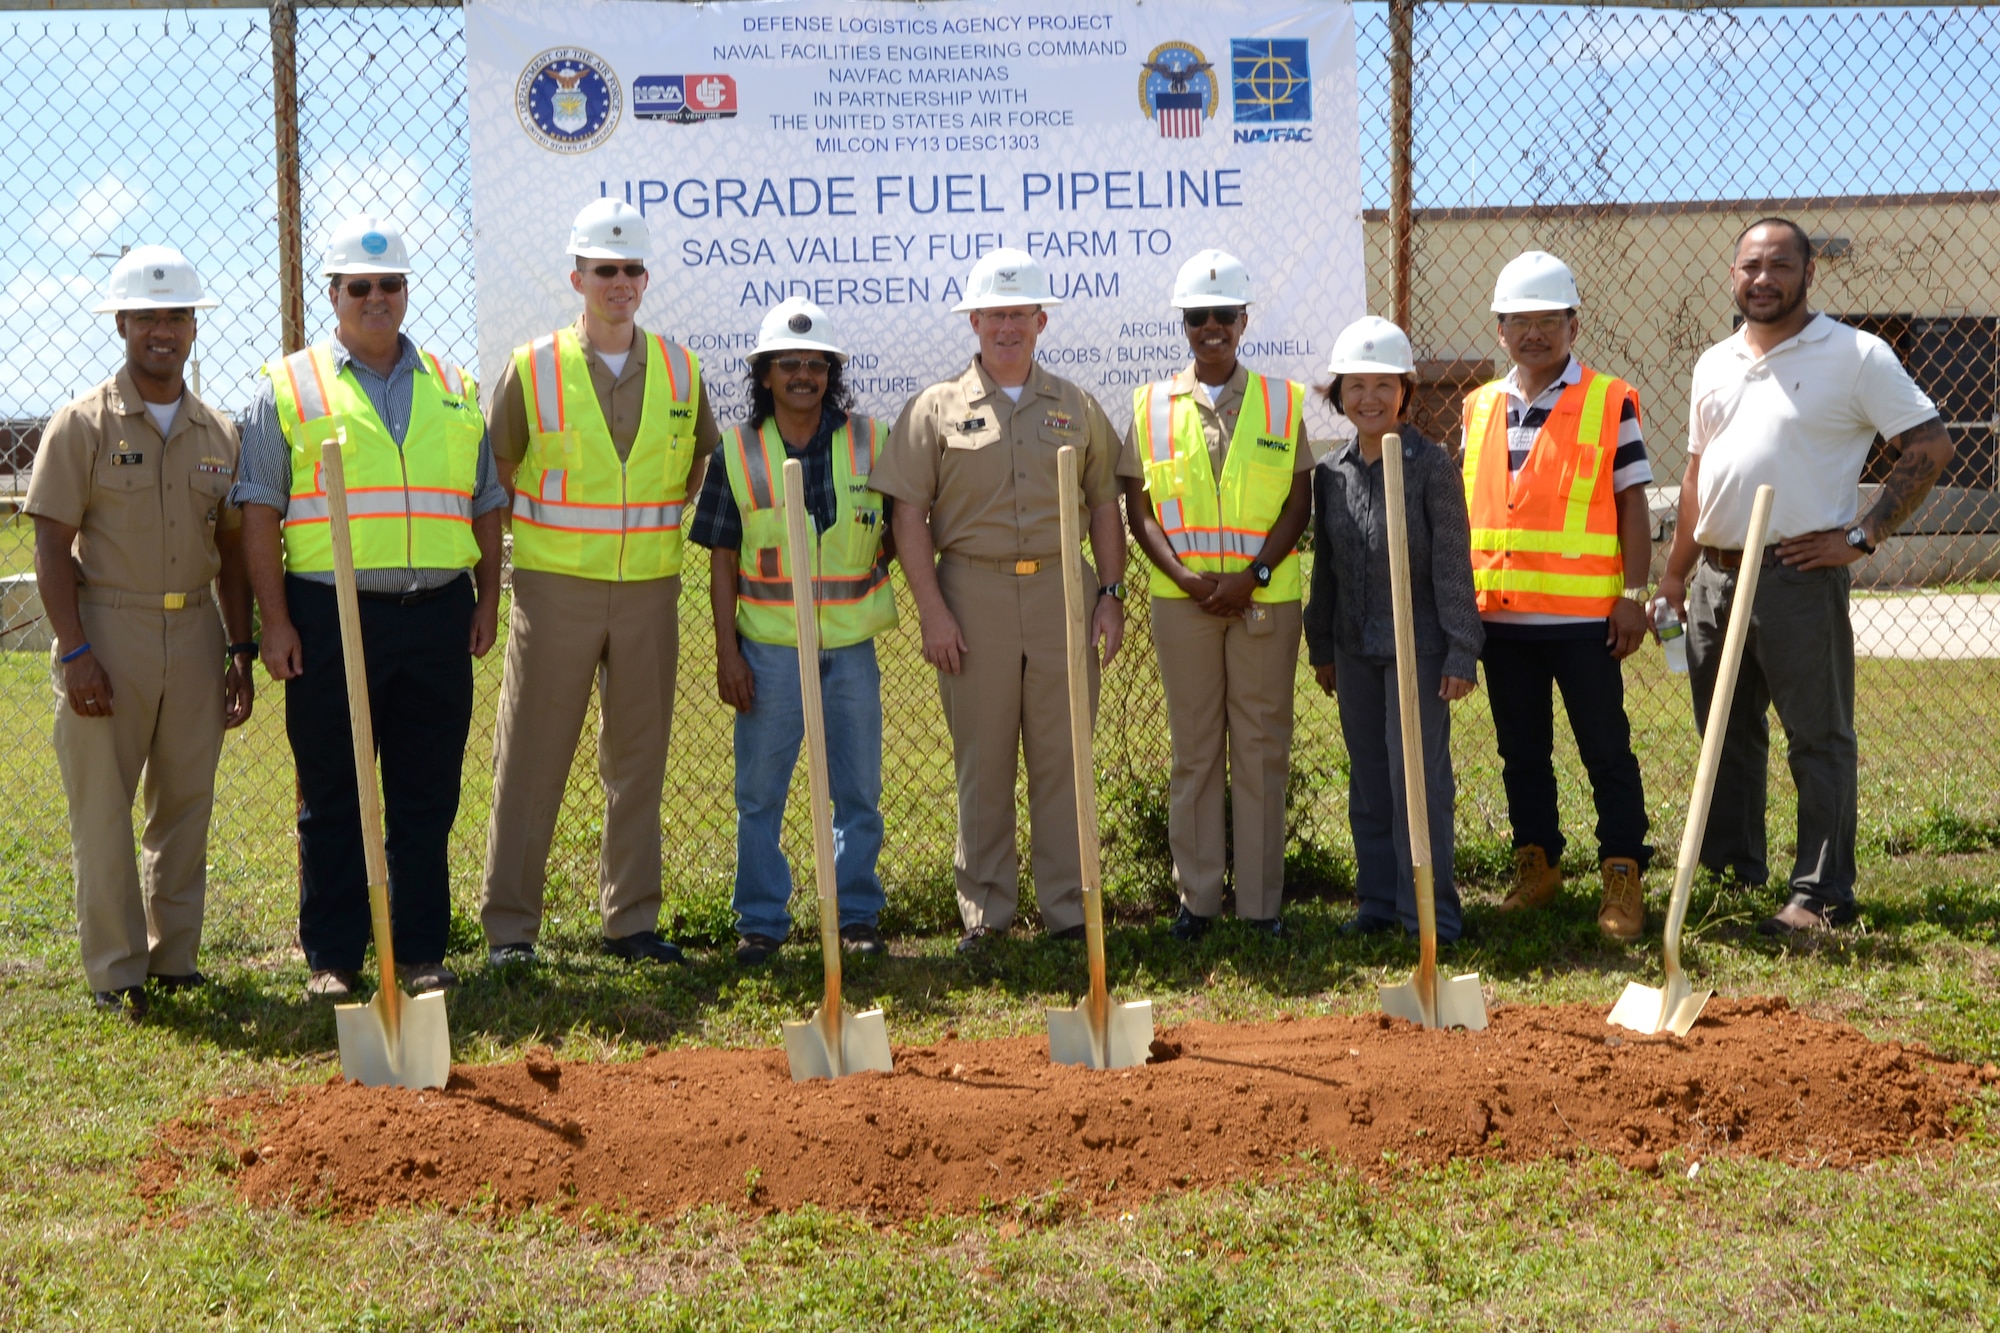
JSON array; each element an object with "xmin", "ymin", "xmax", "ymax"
[
  {"xmin": 480, "ymin": 569, "xmax": 679, "ymax": 945},
  {"xmin": 936, "ymin": 555, "xmax": 1098, "ymax": 933},
  {"xmin": 53, "ymin": 598, "xmax": 225, "ymax": 991},
  {"xmin": 1151, "ymin": 596, "xmax": 1302, "ymax": 921}
]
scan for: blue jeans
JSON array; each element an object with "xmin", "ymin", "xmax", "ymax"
[{"xmin": 732, "ymin": 636, "xmax": 886, "ymax": 940}]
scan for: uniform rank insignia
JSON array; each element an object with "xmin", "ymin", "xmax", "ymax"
[
  {"xmin": 196, "ymin": 458, "xmax": 232, "ymax": 474},
  {"xmin": 1043, "ymin": 411, "xmax": 1075, "ymax": 432},
  {"xmin": 112, "ymin": 452, "xmax": 143, "ymax": 466},
  {"xmin": 957, "ymin": 417, "xmax": 988, "ymax": 433}
]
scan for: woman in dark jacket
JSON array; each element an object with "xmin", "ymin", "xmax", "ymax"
[{"xmin": 1303, "ymin": 317, "xmax": 1484, "ymax": 942}]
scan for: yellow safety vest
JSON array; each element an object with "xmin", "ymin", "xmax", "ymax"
[
  {"xmin": 510, "ymin": 328, "xmax": 701, "ymax": 580},
  {"xmin": 1460, "ymin": 368, "xmax": 1628, "ymax": 617},
  {"xmin": 722, "ymin": 416, "xmax": 897, "ymax": 649},
  {"xmin": 1132, "ymin": 371, "xmax": 1305, "ymax": 602},
  {"xmin": 266, "ymin": 342, "xmax": 481, "ymax": 574}
]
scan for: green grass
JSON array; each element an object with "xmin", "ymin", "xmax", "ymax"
[
  {"xmin": 6, "ymin": 552, "xmax": 2000, "ymax": 1327},
  {"xmin": 0, "ymin": 508, "xmax": 31, "ymax": 577}
]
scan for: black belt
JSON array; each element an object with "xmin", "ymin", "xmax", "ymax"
[
  {"xmin": 1699, "ymin": 544, "xmax": 1781, "ymax": 572},
  {"xmin": 356, "ymin": 575, "xmax": 467, "ymax": 606}
]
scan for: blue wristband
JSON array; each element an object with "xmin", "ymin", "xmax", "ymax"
[{"xmin": 59, "ymin": 642, "xmax": 91, "ymax": 664}]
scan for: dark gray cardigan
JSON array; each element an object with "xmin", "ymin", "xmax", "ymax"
[{"xmin": 1303, "ymin": 425, "xmax": 1484, "ymax": 681}]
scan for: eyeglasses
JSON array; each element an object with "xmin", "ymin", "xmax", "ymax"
[
  {"xmin": 338, "ymin": 276, "xmax": 406, "ymax": 299},
  {"xmin": 589, "ymin": 263, "xmax": 647, "ymax": 279},
  {"xmin": 1499, "ymin": 313, "xmax": 1569, "ymax": 336},
  {"xmin": 771, "ymin": 356, "xmax": 831, "ymax": 375},
  {"xmin": 1182, "ymin": 307, "xmax": 1243, "ymax": 328},
  {"xmin": 125, "ymin": 309, "xmax": 195, "ymax": 328}
]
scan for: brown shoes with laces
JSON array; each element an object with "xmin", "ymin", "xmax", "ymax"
[
  {"xmin": 1596, "ymin": 857, "xmax": 1646, "ymax": 941},
  {"xmin": 1497, "ymin": 845, "xmax": 1563, "ymax": 913}
]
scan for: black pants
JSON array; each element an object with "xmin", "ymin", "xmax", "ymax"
[
  {"xmin": 1687, "ymin": 558, "xmax": 1856, "ymax": 908},
  {"xmin": 1481, "ymin": 625, "xmax": 1651, "ymax": 869},
  {"xmin": 286, "ymin": 575, "xmax": 474, "ymax": 972}
]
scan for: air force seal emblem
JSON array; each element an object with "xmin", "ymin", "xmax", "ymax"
[{"xmin": 517, "ymin": 48, "xmax": 621, "ymax": 154}]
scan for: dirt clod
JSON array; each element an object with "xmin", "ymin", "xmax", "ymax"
[{"xmin": 151, "ymin": 1000, "xmax": 1983, "ymax": 1221}]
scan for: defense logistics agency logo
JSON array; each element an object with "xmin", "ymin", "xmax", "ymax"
[
  {"xmin": 1138, "ymin": 41, "xmax": 1216, "ymax": 140},
  {"xmin": 517, "ymin": 48, "xmax": 621, "ymax": 153},
  {"xmin": 1232, "ymin": 39, "xmax": 1312, "ymax": 123},
  {"xmin": 634, "ymin": 74, "xmax": 738, "ymax": 123}
]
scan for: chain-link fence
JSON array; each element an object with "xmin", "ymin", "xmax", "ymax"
[{"xmin": 3, "ymin": 2, "xmax": 1997, "ymax": 948}]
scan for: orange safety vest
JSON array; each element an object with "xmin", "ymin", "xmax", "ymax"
[{"xmin": 1460, "ymin": 368, "xmax": 1630, "ymax": 617}]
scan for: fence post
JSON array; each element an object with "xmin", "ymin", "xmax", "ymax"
[
  {"xmin": 1389, "ymin": 0, "xmax": 1414, "ymax": 333},
  {"xmin": 272, "ymin": 0, "xmax": 305, "ymax": 355}
]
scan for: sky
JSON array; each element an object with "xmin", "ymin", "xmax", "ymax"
[{"xmin": 1, "ymin": 1, "xmax": 1993, "ymax": 420}]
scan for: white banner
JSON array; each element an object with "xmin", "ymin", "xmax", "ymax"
[{"xmin": 465, "ymin": 0, "xmax": 1361, "ymax": 430}]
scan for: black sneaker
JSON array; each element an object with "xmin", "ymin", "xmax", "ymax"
[
  {"xmin": 1338, "ymin": 914, "xmax": 1399, "ymax": 938},
  {"xmin": 1048, "ymin": 924, "xmax": 1087, "ymax": 942},
  {"xmin": 1757, "ymin": 897, "xmax": 1858, "ymax": 937},
  {"xmin": 956, "ymin": 925, "xmax": 1002, "ymax": 955},
  {"xmin": 602, "ymin": 930, "xmax": 687, "ymax": 966},
  {"xmin": 93, "ymin": 985, "xmax": 147, "ymax": 1020},
  {"xmin": 148, "ymin": 971, "xmax": 208, "ymax": 992},
  {"xmin": 1170, "ymin": 907, "xmax": 1214, "ymax": 942},
  {"xmin": 735, "ymin": 933, "xmax": 784, "ymax": 966},
  {"xmin": 488, "ymin": 941, "xmax": 537, "ymax": 968},
  {"xmin": 838, "ymin": 922, "xmax": 887, "ymax": 957}
]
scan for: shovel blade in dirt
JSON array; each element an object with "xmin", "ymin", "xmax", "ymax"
[
  {"xmin": 1047, "ymin": 997, "xmax": 1155, "ymax": 1070},
  {"xmin": 783, "ymin": 1004, "xmax": 894, "ymax": 1082},
  {"xmin": 334, "ymin": 987, "xmax": 450, "ymax": 1090},
  {"xmin": 1607, "ymin": 974, "xmax": 1711, "ymax": 1038},
  {"xmin": 1379, "ymin": 970, "xmax": 1490, "ymax": 1031}
]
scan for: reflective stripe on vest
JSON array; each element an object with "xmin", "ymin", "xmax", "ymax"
[
  {"xmin": 724, "ymin": 416, "xmax": 897, "ymax": 650},
  {"xmin": 266, "ymin": 343, "xmax": 481, "ymax": 574},
  {"xmin": 509, "ymin": 328, "xmax": 700, "ymax": 580},
  {"xmin": 1461, "ymin": 368, "xmax": 1628, "ymax": 616},
  {"xmin": 1132, "ymin": 371, "xmax": 1304, "ymax": 602}
]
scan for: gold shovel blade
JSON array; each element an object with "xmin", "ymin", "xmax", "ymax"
[
  {"xmin": 1607, "ymin": 978, "xmax": 1712, "ymax": 1037},
  {"xmin": 1379, "ymin": 972, "xmax": 1490, "ymax": 1030},
  {"xmin": 1046, "ymin": 999, "xmax": 1154, "ymax": 1070},
  {"xmin": 334, "ymin": 987, "xmax": 451, "ymax": 1089},
  {"xmin": 782, "ymin": 1005, "xmax": 894, "ymax": 1082}
]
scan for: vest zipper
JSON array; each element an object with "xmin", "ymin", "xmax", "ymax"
[
  {"xmin": 399, "ymin": 441, "xmax": 414, "ymax": 570},
  {"xmin": 617, "ymin": 456, "xmax": 628, "ymax": 581}
]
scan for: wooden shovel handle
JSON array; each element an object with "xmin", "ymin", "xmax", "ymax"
[
  {"xmin": 1056, "ymin": 447, "xmax": 1109, "ymax": 1045},
  {"xmin": 782, "ymin": 459, "xmax": 844, "ymax": 1034},
  {"xmin": 1380, "ymin": 434, "xmax": 1437, "ymax": 1016}
]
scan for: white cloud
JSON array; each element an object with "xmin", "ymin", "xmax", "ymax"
[{"xmin": 32, "ymin": 173, "xmax": 147, "ymax": 251}]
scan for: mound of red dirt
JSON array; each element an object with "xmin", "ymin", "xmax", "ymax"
[{"xmin": 151, "ymin": 999, "xmax": 1993, "ymax": 1220}]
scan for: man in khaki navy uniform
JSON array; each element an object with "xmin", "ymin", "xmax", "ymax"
[
  {"xmin": 870, "ymin": 248, "xmax": 1127, "ymax": 952},
  {"xmin": 480, "ymin": 199, "xmax": 719, "ymax": 971},
  {"xmin": 233, "ymin": 214, "xmax": 508, "ymax": 1001},
  {"xmin": 1121, "ymin": 249, "xmax": 1313, "ymax": 941},
  {"xmin": 28, "ymin": 245, "xmax": 255, "ymax": 1019}
]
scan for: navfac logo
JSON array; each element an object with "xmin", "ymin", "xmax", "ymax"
[
  {"xmin": 634, "ymin": 73, "xmax": 739, "ymax": 124},
  {"xmin": 516, "ymin": 48, "xmax": 621, "ymax": 154},
  {"xmin": 1138, "ymin": 41, "xmax": 1216, "ymax": 141},
  {"xmin": 1231, "ymin": 38, "xmax": 1312, "ymax": 142}
]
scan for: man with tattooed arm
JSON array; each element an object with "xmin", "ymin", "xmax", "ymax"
[{"xmin": 1657, "ymin": 217, "xmax": 1953, "ymax": 936}]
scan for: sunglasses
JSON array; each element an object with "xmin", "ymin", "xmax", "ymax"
[
  {"xmin": 771, "ymin": 356, "xmax": 831, "ymax": 375},
  {"xmin": 1182, "ymin": 307, "xmax": 1243, "ymax": 328},
  {"xmin": 589, "ymin": 263, "xmax": 648, "ymax": 279},
  {"xmin": 338, "ymin": 276, "xmax": 406, "ymax": 299}
]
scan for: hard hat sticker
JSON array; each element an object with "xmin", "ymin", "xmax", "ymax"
[
  {"xmin": 361, "ymin": 233, "xmax": 389, "ymax": 257},
  {"xmin": 787, "ymin": 313, "xmax": 812, "ymax": 333}
]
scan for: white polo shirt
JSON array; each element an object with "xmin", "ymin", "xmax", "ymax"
[{"xmin": 1689, "ymin": 313, "xmax": 1936, "ymax": 547}]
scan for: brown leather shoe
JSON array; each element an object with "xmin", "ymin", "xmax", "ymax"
[
  {"xmin": 1757, "ymin": 899, "xmax": 1855, "ymax": 937},
  {"xmin": 1497, "ymin": 845, "xmax": 1562, "ymax": 912},
  {"xmin": 1596, "ymin": 857, "xmax": 1645, "ymax": 941},
  {"xmin": 305, "ymin": 969, "xmax": 359, "ymax": 1001}
]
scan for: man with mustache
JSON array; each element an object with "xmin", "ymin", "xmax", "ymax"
[
  {"xmin": 869, "ymin": 248, "xmax": 1127, "ymax": 953},
  {"xmin": 1657, "ymin": 218, "xmax": 1951, "ymax": 936},
  {"xmin": 479, "ymin": 199, "xmax": 718, "ymax": 973},
  {"xmin": 233, "ymin": 214, "xmax": 508, "ymax": 1001},
  {"xmin": 27, "ymin": 245, "xmax": 255, "ymax": 1018},
  {"xmin": 1460, "ymin": 250, "xmax": 1657, "ymax": 942}
]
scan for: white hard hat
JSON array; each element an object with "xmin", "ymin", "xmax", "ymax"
[
  {"xmin": 951, "ymin": 247, "xmax": 1061, "ymax": 312},
  {"xmin": 567, "ymin": 198, "xmax": 650, "ymax": 261},
  {"xmin": 1490, "ymin": 250, "xmax": 1579, "ymax": 313},
  {"xmin": 322, "ymin": 213, "xmax": 412, "ymax": 277},
  {"xmin": 754, "ymin": 297, "xmax": 847, "ymax": 363},
  {"xmin": 1171, "ymin": 248, "xmax": 1252, "ymax": 309},
  {"xmin": 1325, "ymin": 316, "xmax": 1415, "ymax": 376},
  {"xmin": 92, "ymin": 245, "xmax": 218, "ymax": 312}
]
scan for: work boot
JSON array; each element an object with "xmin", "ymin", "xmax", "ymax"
[
  {"xmin": 1596, "ymin": 857, "xmax": 1645, "ymax": 941},
  {"xmin": 1497, "ymin": 845, "xmax": 1562, "ymax": 912}
]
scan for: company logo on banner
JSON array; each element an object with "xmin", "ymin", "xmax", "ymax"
[
  {"xmin": 466, "ymin": 0, "xmax": 1362, "ymax": 429},
  {"xmin": 634, "ymin": 73, "xmax": 740, "ymax": 123},
  {"xmin": 516, "ymin": 47, "xmax": 621, "ymax": 152},
  {"xmin": 1138, "ymin": 42, "xmax": 1217, "ymax": 140}
]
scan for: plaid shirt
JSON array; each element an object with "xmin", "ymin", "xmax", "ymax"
[{"xmin": 688, "ymin": 408, "xmax": 890, "ymax": 550}]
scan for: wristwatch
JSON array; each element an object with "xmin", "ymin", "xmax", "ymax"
[
  {"xmin": 1249, "ymin": 561, "xmax": 1272, "ymax": 589},
  {"xmin": 227, "ymin": 640, "xmax": 260, "ymax": 659},
  {"xmin": 1845, "ymin": 524, "xmax": 1876, "ymax": 555},
  {"xmin": 1097, "ymin": 582, "xmax": 1125, "ymax": 602},
  {"xmin": 1620, "ymin": 587, "xmax": 1649, "ymax": 604}
]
